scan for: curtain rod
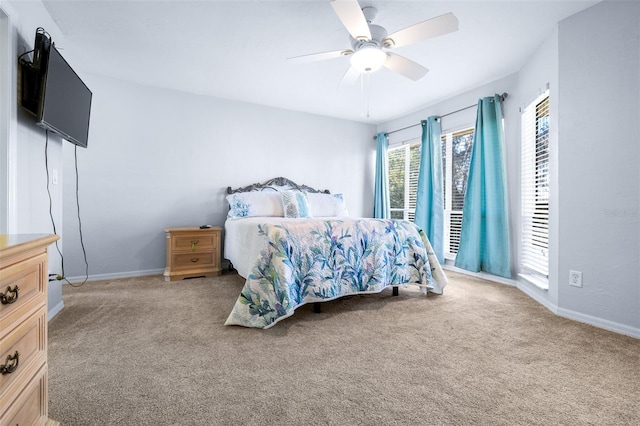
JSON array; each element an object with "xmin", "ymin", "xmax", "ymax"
[{"xmin": 374, "ymin": 92, "xmax": 508, "ymax": 140}]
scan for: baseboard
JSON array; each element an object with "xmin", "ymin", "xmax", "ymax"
[
  {"xmin": 442, "ymin": 264, "xmax": 518, "ymax": 287},
  {"xmin": 555, "ymin": 307, "xmax": 640, "ymax": 339},
  {"xmin": 48, "ymin": 300, "xmax": 65, "ymax": 321},
  {"xmin": 444, "ymin": 265, "xmax": 639, "ymax": 339},
  {"xmin": 63, "ymin": 268, "xmax": 165, "ymax": 284},
  {"xmin": 516, "ymin": 280, "xmax": 557, "ymax": 313},
  {"xmin": 517, "ymin": 281, "xmax": 639, "ymax": 338}
]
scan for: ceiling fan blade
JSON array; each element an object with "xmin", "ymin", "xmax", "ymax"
[
  {"xmin": 383, "ymin": 53, "xmax": 429, "ymax": 81},
  {"xmin": 330, "ymin": 0, "xmax": 371, "ymax": 41},
  {"xmin": 384, "ymin": 12, "xmax": 458, "ymax": 49},
  {"xmin": 287, "ymin": 49, "xmax": 353, "ymax": 65},
  {"xmin": 338, "ymin": 66, "xmax": 361, "ymax": 88}
]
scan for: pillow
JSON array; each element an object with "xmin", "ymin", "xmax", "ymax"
[
  {"xmin": 226, "ymin": 191, "xmax": 284, "ymax": 219},
  {"xmin": 306, "ymin": 193, "xmax": 349, "ymax": 217},
  {"xmin": 280, "ymin": 190, "xmax": 311, "ymax": 218}
]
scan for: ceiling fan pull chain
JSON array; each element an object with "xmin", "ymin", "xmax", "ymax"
[
  {"xmin": 360, "ymin": 73, "xmax": 364, "ymax": 115},
  {"xmin": 365, "ymin": 73, "xmax": 371, "ymax": 118},
  {"xmin": 360, "ymin": 73, "xmax": 365, "ymax": 117},
  {"xmin": 358, "ymin": 72, "xmax": 371, "ymax": 118}
]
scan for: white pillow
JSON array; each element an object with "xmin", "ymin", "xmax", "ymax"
[
  {"xmin": 280, "ymin": 190, "xmax": 311, "ymax": 218},
  {"xmin": 306, "ymin": 193, "xmax": 349, "ymax": 217},
  {"xmin": 226, "ymin": 191, "xmax": 284, "ymax": 218}
]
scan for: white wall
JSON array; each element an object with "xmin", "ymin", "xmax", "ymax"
[
  {"xmin": 61, "ymin": 75, "xmax": 376, "ymax": 279},
  {"xmin": 556, "ymin": 1, "xmax": 639, "ymax": 333},
  {"xmin": 0, "ymin": 4, "xmax": 13, "ymax": 234},
  {"xmin": 2, "ymin": 0, "xmax": 66, "ymax": 319},
  {"xmin": 376, "ymin": 0, "xmax": 640, "ymax": 337}
]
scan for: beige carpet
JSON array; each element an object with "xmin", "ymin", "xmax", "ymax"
[{"xmin": 48, "ymin": 271, "xmax": 639, "ymax": 425}]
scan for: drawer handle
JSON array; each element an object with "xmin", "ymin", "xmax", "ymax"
[
  {"xmin": 0, "ymin": 351, "xmax": 19, "ymax": 375},
  {"xmin": 0, "ymin": 285, "xmax": 19, "ymax": 305},
  {"xmin": 190, "ymin": 258, "xmax": 199, "ymax": 263},
  {"xmin": 191, "ymin": 240, "xmax": 199, "ymax": 251}
]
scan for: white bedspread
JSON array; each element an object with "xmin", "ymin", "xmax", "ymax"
[
  {"xmin": 224, "ymin": 217, "xmax": 311, "ymax": 278},
  {"xmin": 224, "ymin": 217, "xmax": 448, "ymax": 328}
]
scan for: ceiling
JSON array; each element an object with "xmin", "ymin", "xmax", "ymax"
[{"xmin": 34, "ymin": 0, "xmax": 597, "ymax": 124}]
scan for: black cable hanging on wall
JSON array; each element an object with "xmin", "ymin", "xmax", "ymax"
[{"xmin": 44, "ymin": 129, "xmax": 89, "ymax": 287}]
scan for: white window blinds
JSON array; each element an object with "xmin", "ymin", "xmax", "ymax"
[
  {"xmin": 521, "ymin": 92, "xmax": 550, "ymax": 278},
  {"xmin": 442, "ymin": 127, "xmax": 474, "ymax": 256},
  {"xmin": 388, "ymin": 142, "xmax": 421, "ymax": 220}
]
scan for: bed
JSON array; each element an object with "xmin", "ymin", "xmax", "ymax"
[{"xmin": 223, "ymin": 177, "xmax": 447, "ymax": 329}]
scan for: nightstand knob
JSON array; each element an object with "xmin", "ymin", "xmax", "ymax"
[
  {"xmin": 191, "ymin": 240, "xmax": 199, "ymax": 251},
  {"xmin": 191, "ymin": 258, "xmax": 199, "ymax": 263}
]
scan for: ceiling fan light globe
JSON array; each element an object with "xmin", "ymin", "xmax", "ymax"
[{"xmin": 350, "ymin": 47, "xmax": 387, "ymax": 73}]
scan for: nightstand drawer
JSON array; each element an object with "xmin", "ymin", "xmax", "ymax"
[
  {"xmin": 0, "ymin": 307, "xmax": 47, "ymax": 402},
  {"xmin": 171, "ymin": 251, "xmax": 217, "ymax": 270},
  {"xmin": 0, "ymin": 253, "xmax": 47, "ymax": 338},
  {"xmin": 171, "ymin": 234, "xmax": 217, "ymax": 252}
]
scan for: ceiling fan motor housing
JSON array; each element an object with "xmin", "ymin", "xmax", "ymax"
[{"xmin": 350, "ymin": 24, "xmax": 388, "ymax": 51}]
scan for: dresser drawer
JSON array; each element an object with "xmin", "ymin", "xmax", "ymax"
[
  {"xmin": 0, "ymin": 364, "xmax": 47, "ymax": 426},
  {"xmin": 171, "ymin": 251, "xmax": 217, "ymax": 270},
  {"xmin": 0, "ymin": 253, "xmax": 47, "ymax": 338},
  {"xmin": 170, "ymin": 233, "xmax": 217, "ymax": 253},
  {"xmin": 0, "ymin": 234, "xmax": 56, "ymax": 425},
  {"xmin": 0, "ymin": 307, "xmax": 47, "ymax": 401}
]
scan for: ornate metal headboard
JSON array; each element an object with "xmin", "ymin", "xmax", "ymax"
[{"xmin": 226, "ymin": 177, "xmax": 330, "ymax": 195}]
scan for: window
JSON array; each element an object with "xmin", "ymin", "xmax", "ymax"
[
  {"xmin": 388, "ymin": 142, "xmax": 421, "ymax": 220},
  {"xmin": 386, "ymin": 126, "xmax": 475, "ymax": 259},
  {"xmin": 442, "ymin": 128, "xmax": 474, "ymax": 257},
  {"xmin": 521, "ymin": 92, "xmax": 550, "ymax": 279}
]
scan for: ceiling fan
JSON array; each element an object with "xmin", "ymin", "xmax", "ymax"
[{"xmin": 287, "ymin": 0, "xmax": 459, "ymax": 85}]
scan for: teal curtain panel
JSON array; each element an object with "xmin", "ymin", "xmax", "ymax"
[
  {"xmin": 373, "ymin": 132, "xmax": 390, "ymax": 219},
  {"xmin": 455, "ymin": 95, "xmax": 511, "ymax": 278},
  {"xmin": 414, "ymin": 117, "xmax": 445, "ymax": 264}
]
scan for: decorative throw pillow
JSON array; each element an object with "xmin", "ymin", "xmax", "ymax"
[
  {"xmin": 226, "ymin": 191, "xmax": 284, "ymax": 219},
  {"xmin": 306, "ymin": 193, "xmax": 349, "ymax": 217},
  {"xmin": 280, "ymin": 190, "xmax": 311, "ymax": 218}
]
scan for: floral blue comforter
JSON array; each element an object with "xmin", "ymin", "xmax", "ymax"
[{"xmin": 225, "ymin": 218, "xmax": 446, "ymax": 329}]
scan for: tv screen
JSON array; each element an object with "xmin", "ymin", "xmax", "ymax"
[{"xmin": 37, "ymin": 44, "xmax": 92, "ymax": 148}]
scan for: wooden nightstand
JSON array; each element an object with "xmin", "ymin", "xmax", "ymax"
[{"xmin": 164, "ymin": 227, "xmax": 222, "ymax": 281}]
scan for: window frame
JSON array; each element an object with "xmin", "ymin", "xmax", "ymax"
[
  {"xmin": 520, "ymin": 90, "xmax": 551, "ymax": 282},
  {"xmin": 387, "ymin": 141, "xmax": 421, "ymax": 221}
]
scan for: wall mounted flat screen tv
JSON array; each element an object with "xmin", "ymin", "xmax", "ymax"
[{"xmin": 36, "ymin": 42, "xmax": 92, "ymax": 148}]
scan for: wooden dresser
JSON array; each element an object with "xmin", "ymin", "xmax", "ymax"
[
  {"xmin": 0, "ymin": 234, "xmax": 58, "ymax": 425},
  {"xmin": 164, "ymin": 227, "xmax": 222, "ymax": 281}
]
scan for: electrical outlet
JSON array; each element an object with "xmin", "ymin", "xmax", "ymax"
[{"xmin": 569, "ymin": 270, "xmax": 582, "ymax": 287}]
